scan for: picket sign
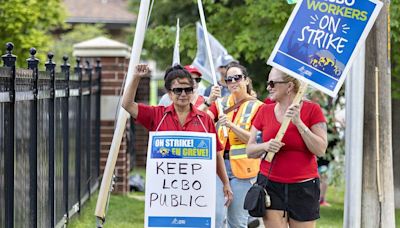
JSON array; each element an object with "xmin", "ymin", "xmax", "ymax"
[{"xmin": 265, "ymin": 0, "xmax": 382, "ymax": 161}]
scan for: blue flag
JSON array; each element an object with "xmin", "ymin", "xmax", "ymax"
[{"xmin": 192, "ymin": 22, "xmax": 228, "ymax": 83}]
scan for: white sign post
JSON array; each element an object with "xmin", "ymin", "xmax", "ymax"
[{"xmin": 144, "ymin": 131, "xmax": 216, "ymax": 228}]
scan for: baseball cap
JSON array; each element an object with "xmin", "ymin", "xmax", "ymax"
[
  {"xmin": 216, "ymin": 54, "xmax": 238, "ymax": 68},
  {"xmin": 184, "ymin": 65, "xmax": 202, "ymax": 77}
]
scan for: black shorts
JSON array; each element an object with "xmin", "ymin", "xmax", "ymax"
[{"xmin": 257, "ymin": 174, "xmax": 320, "ymax": 221}]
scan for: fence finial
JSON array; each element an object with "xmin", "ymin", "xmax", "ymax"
[
  {"xmin": 47, "ymin": 52, "xmax": 54, "ymax": 63},
  {"xmin": 2, "ymin": 42, "xmax": 17, "ymax": 67},
  {"xmin": 63, "ymin": 56, "xmax": 69, "ymax": 66},
  {"xmin": 27, "ymin": 47, "xmax": 39, "ymax": 70},
  {"xmin": 75, "ymin": 57, "xmax": 82, "ymax": 81},
  {"xmin": 6, "ymin": 42, "xmax": 14, "ymax": 55},
  {"xmin": 45, "ymin": 52, "xmax": 56, "ymax": 73},
  {"xmin": 29, "ymin": 47, "xmax": 37, "ymax": 57},
  {"xmin": 95, "ymin": 58, "xmax": 102, "ymax": 77},
  {"xmin": 61, "ymin": 55, "xmax": 70, "ymax": 85}
]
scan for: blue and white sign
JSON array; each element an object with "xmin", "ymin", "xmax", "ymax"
[
  {"xmin": 268, "ymin": 0, "xmax": 383, "ymax": 97},
  {"xmin": 144, "ymin": 131, "xmax": 216, "ymax": 228}
]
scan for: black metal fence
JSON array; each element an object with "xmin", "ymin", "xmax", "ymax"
[{"xmin": 0, "ymin": 42, "xmax": 101, "ymax": 228}]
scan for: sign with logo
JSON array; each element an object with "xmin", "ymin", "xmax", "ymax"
[
  {"xmin": 268, "ymin": 0, "xmax": 383, "ymax": 96},
  {"xmin": 144, "ymin": 131, "xmax": 216, "ymax": 228}
]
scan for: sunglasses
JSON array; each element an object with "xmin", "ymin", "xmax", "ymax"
[
  {"xmin": 267, "ymin": 80, "xmax": 288, "ymax": 88},
  {"xmin": 193, "ymin": 78, "xmax": 202, "ymax": 83},
  {"xmin": 170, "ymin": 87, "xmax": 194, "ymax": 95},
  {"xmin": 225, "ymin": 74, "xmax": 244, "ymax": 83}
]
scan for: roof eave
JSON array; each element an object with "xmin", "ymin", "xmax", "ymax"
[{"xmin": 66, "ymin": 18, "xmax": 135, "ymax": 25}]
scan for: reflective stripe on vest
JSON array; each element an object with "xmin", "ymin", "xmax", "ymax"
[
  {"xmin": 237, "ymin": 100, "xmax": 256, "ymax": 129},
  {"xmin": 230, "ymin": 144, "xmax": 247, "ymax": 159},
  {"xmin": 216, "ymin": 95, "xmax": 262, "ymax": 148}
]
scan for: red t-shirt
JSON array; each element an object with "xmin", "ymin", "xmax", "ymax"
[
  {"xmin": 136, "ymin": 103, "xmax": 223, "ymax": 151},
  {"xmin": 252, "ymin": 101, "xmax": 326, "ymax": 183},
  {"xmin": 263, "ymin": 97, "xmax": 274, "ymax": 104}
]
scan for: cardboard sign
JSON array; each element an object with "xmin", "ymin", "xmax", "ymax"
[
  {"xmin": 268, "ymin": 0, "xmax": 383, "ymax": 96},
  {"xmin": 144, "ymin": 131, "xmax": 216, "ymax": 228}
]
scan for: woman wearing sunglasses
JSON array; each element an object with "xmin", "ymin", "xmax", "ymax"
[
  {"xmin": 159, "ymin": 65, "xmax": 206, "ymax": 108},
  {"xmin": 246, "ymin": 67, "xmax": 328, "ymax": 228},
  {"xmin": 201, "ymin": 63, "xmax": 263, "ymax": 228},
  {"xmin": 122, "ymin": 64, "xmax": 233, "ymax": 210}
]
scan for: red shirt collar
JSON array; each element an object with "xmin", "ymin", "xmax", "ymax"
[{"xmin": 164, "ymin": 104, "xmax": 205, "ymax": 118}]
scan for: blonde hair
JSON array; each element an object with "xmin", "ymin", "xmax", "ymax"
[{"xmin": 281, "ymin": 73, "xmax": 300, "ymax": 93}]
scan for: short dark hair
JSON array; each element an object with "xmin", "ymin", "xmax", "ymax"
[
  {"xmin": 225, "ymin": 62, "xmax": 252, "ymax": 94},
  {"xmin": 164, "ymin": 64, "xmax": 194, "ymax": 91}
]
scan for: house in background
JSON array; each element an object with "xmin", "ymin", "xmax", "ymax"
[{"xmin": 63, "ymin": 0, "xmax": 136, "ymax": 39}]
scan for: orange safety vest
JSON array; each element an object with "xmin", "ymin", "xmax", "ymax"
[{"xmin": 216, "ymin": 95, "xmax": 263, "ymax": 179}]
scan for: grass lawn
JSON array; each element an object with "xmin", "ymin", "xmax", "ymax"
[
  {"xmin": 317, "ymin": 186, "xmax": 345, "ymax": 228},
  {"xmin": 397, "ymin": 210, "xmax": 400, "ymax": 228},
  {"xmin": 317, "ymin": 186, "xmax": 400, "ymax": 228},
  {"xmin": 68, "ymin": 192, "xmax": 145, "ymax": 228},
  {"xmin": 68, "ymin": 184, "xmax": 399, "ymax": 228}
]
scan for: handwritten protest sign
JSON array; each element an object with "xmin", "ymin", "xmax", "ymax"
[
  {"xmin": 268, "ymin": 0, "xmax": 382, "ymax": 96},
  {"xmin": 144, "ymin": 131, "xmax": 216, "ymax": 228}
]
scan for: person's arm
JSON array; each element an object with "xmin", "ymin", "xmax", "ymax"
[
  {"xmin": 121, "ymin": 64, "xmax": 150, "ymax": 119},
  {"xmin": 218, "ymin": 115, "xmax": 250, "ymax": 143},
  {"xmin": 296, "ymin": 121, "xmax": 327, "ymax": 156},
  {"xmin": 197, "ymin": 85, "xmax": 221, "ymax": 112},
  {"xmin": 216, "ymin": 151, "xmax": 233, "ymax": 206},
  {"xmin": 246, "ymin": 126, "xmax": 285, "ymax": 158},
  {"xmin": 287, "ymin": 104, "xmax": 328, "ymax": 157}
]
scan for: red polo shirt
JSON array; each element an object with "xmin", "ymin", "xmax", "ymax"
[{"xmin": 136, "ymin": 103, "xmax": 223, "ymax": 151}]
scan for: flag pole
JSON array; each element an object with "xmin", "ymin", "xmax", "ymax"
[
  {"xmin": 172, "ymin": 18, "xmax": 180, "ymax": 66},
  {"xmin": 197, "ymin": 0, "xmax": 217, "ymax": 86},
  {"xmin": 197, "ymin": 0, "xmax": 228, "ymax": 137},
  {"xmin": 94, "ymin": 0, "xmax": 150, "ymax": 223}
]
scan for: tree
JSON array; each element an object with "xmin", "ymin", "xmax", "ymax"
[
  {"xmin": 52, "ymin": 24, "xmax": 110, "ymax": 65},
  {"xmin": 130, "ymin": 0, "xmax": 400, "ymax": 97},
  {"xmin": 363, "ymin": 1, "xmax": 395, "ymax": 226},
  {"xmin": 129, "ymin": 0, "xmax": 294, "ymax": 96},
  {"xmin": 0, "ymin": 0, "xmax": 66, "ymax": 67},
  {"xmin": 389, "ymin": 2, "xmax": 400, "ymax": 209},
  {"xmin": 390, "ymin": 3, "xmax": 400, "ymax": 99}
]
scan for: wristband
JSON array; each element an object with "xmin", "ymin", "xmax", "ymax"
[{"xmin": 204, "ymin": 100, "xmax": 211, "ymax": 107}]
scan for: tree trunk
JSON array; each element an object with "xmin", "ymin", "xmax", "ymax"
[
  {"xmin": 392, "ymin": 98, "xmax": 400, "ymax": 209},
  {"xmin": 363, "ymin": 1, "xmax": 396, "ymax": 227}
]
